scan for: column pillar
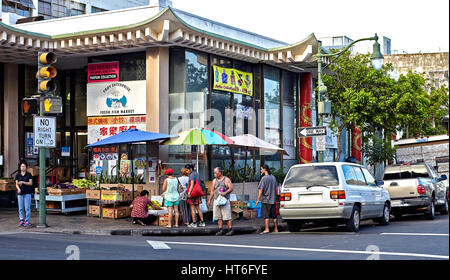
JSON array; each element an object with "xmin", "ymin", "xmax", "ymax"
[
  {"xmin": 299, "ymin": 73, "xmax": 313, "ymax": 164},
  {"xmin": 146, "ymin": 47, "xmax": 169, "ymax": 163},
  {"xmin": 3, "ymin": 63, "xmax": 19, "ymax": 176}
]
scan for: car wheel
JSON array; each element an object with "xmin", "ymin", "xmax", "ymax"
[
  {"xmin": 375, "ymin": 203, "xmax": 390, "ymax": 225},
  {"xmin": 286, "ymin": 220, "xmax": 303, "ymax": 232},
  {"xmin": 346, "ymin": 206, "xmax": 360, "ymax": 232},
  {"xmin": 440, "ymin": 197, "xmax": 449, "ymax": 215},
  {"xmin": 425, "ymin": 198, "xmax": 435, "ymax": 220}
]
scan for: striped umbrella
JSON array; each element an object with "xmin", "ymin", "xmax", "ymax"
[{"xmin": 161, "ymin": 128, "xmax": 234, "ymax": 168}]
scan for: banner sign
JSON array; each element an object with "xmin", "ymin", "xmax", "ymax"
[
  {"xmin": 213, "ymin": 65, "xmax": 253, "ymax": 96},
  {"xmin": 87, "ymin": 62, "xmax": 119, "ymax": 83},
  {"xmin": 87, "ymin": 80, "xmax": 146, "ymax": 116},
  {"xmin": 87, "ymin": 116, "xmax": 146, "ymax": 144}
]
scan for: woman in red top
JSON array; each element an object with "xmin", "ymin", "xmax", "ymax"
[{"xmin": 130, "ymin": 190, "xmax": 158, "ymax": 226}]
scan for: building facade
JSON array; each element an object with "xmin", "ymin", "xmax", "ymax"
[
  {"xmin": 1, "ymin": 0, "xmax": 151, "ymax": 24},
  {"xmin": 0, "ymin": 4, "xmax": 344, "ymax": 183}
]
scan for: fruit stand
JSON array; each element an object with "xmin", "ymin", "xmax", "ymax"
[{"xmin": 34, "ymin": 181, "xmax": 92, "ymax": 214}]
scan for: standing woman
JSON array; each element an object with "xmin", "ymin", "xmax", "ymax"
[
  {"xmin": 162, "ymin": 168, "xmax": 180, "ymax": 228},
  {"xmin": 177, "ymin": 168, "xmax": 192, "ymax": 226},
  {"xmin": 15, "ymin": 161, "xmax": 33, "ymax": 227}
]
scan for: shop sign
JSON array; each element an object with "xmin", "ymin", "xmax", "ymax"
[
  {"xmin": 87, "ymin": 116, "xmax": 146, "ymax": 144},
  {"xmin": 213, "ymin": 65, "xmax": 253, "ymax": 96},
  {"xmin": 61, "ymin": 147, "xmax": 70, "ymax": 157},
  {"xmin": 33, "ymin": 116, "xmax": 56, "ymax": 148},
  {"xmin": 87, "ymin": 62, "xmax": 119, "ymax": 83},
  {"xmin": 87, "ymin": 80, "xmax": 146, "ymax": 116}
]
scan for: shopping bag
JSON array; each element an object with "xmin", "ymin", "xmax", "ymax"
[
  {"xmin": 189, "ymin": 178, "xmax": 204, "ymax": 198},
  {"xmin": 200, "ymin": 198, "xmax": 208, "ymax": 213},
  {"xmin": 215, "ymin": 195, "xmax": 228, "ymax": 206}
]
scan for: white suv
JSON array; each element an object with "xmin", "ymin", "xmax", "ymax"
[{"xmin": 279, "ymin": 162, "xmax": 391, "ymax": 232}]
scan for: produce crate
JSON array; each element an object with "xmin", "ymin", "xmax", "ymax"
[
  {"xmin": 102, "ymin": 206, "xmax": 131, "ymax": 219},
  {"xmin": 88, "ymin": 205, "xmax": 100, "ymax": 216},
  {"xmin": 230, "ymin": 201, "xmax": 248, "ymax": 209},
  {"xmin": 47, "ymin": 188, "xmax": 84, "ymax": 196},
  {"xmin": 0, "ymin": 182, "xmax": 16, "ymax": 192},
  {"xmin": 46, "ymin": 201, "xmax": 60, "ymax": 209},
  {"xmin": 86, "ymin": 189, "xmax": 102, "ymax": 199},
  {"xmin": 243, "ymin": 209, "xmax": 257, "ymax": 219}
]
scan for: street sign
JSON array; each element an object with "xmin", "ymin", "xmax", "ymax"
[
  {"xmin": 61, "ymin": 147, "xmax": 70, "ymax": 157},
  {"xmin": 316, "ymin": 136, "xmax": 326, "ymax": 152},
  {"xmin": 297, "ymin": 126, "xmax": 327, "ymax": 138},
  {"xmin": 41, "ymin": 96, "xmax": 63, "ymax": 114},
  {"xmin": 33, "ymin": 116, "xmax": 56, "ymax": 148}
]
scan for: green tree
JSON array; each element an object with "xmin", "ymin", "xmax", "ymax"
[{"xmin": 362, "ymin": 135, "xmax": 396, "ymax": 178}]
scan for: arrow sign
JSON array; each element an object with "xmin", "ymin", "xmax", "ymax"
[{"xmin": 297, "ymin": 126, "xmax": 327, "ymax": 138}]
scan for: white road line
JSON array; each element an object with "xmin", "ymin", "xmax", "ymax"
[
  {"xmin": 147, "ymin": 240, "xmax": 448, "ymax": 259},
  {"xmin": 147, "ymin": 240, "xmax": 172, "ymax": 250},
  {"xmin": 380, "ymin": 233, "xmax": 449, "ymax": 237}
]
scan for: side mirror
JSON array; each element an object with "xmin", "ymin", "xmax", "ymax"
[
  {"xmin": 440, "ymin": 174, "xmax": 447, "ymax": 181},
  {"xmin": 376, "ymin": 180, "xmax": 384, "ymax": 186}
]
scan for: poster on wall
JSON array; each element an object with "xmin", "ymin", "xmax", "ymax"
[
  {"xmin": 87, "ymin": 80, "xmax": 146, "ymax": 116},
  {"xmin": 88, "ymin": 116, "xmax": 147, "ymax": 144},
  {"xmin": 213, "ymin": 65, "xmax": 253, "ymax": 96},
  {"xmin": 87, "ymin": 62, "xmax": 119, "ymax": 84},
  {"xmin": 148, "ymin": 157, "xmax": 157, "ymax": 172},
  {"xmin": 120, "ymin": 160, "xmax": 131, "ymax": 177}
]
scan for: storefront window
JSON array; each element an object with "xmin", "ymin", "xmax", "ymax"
[
  {"xmin": 74, "ymin": 69, "xmax": 87, "ymax": 127},
  {"xmin": 282, "ymin": 71, "xmax": 297, "ymax": 171},
  {"xmin": 169, "ymin": 48, "xmax": 208, "ymax": 177},
  {"xmin": 263, "ymin": 66, "xmax": 281, "ymax": 170}
]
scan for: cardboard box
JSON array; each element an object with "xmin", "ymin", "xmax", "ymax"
[
  {"xmin": 230, "ymin": 201, "xmax": 248, "ymax": 209},
  {"xmin": 86, "ymin": 189, "xmax": 101, "ymax": 199},
  {"xmin": 231, "ymin": 208, "xmax": 243, "ymax": 220},
  {"xmin": 88, "ymin": 205, "xmax": 100, "ymax": 216},
  {"xmin": 46, "ymin": 201, "xmax": 60, "ymax": 209},
  {"xmin": 156, "ymin": 213, "xmax": 182, "ymax": 227},
  {"xmin": 102, "ymin": 206, "xmax": 131, "ymax": 219},
  {"xmin": 243, "ymin": 209, "xmax": 257, "ymax": 219}
]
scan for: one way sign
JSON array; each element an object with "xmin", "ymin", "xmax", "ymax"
[{"xmin": 297, "ymin": 126, "xmax": 327, "ymax": 138}]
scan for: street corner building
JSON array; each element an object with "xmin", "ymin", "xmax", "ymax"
[{"xmin": 0, "ymin": 1, "xmax": 336, "ymax": 185}]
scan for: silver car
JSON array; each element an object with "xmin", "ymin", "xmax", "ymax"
[{"xmin": 279, "ymin": 162, "xmax": 391, "ymax": 232}]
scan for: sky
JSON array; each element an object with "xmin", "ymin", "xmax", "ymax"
[{"xmin": 172, "ymin": 0, "xmax": 449, "ymax": 54}]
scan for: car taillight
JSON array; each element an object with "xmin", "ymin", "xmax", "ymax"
[
  {"xmin": 281, "ymin": 192, "xmax": 291, "ymax": 201},
  {"xmin": 330, "ymin": 190, "xmax": 346, "ymax": 200},
  {"xmin": 417, "ymin": 185, "xmax": 426, "ymax": 194}
]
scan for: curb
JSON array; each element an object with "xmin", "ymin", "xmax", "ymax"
[{"xmin": 24, "ymin": 224, "xmax": 288, "ymax": 237}]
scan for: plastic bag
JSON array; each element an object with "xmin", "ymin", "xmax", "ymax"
[{"xmin": 200, "ymin": 198, "xmax": 208, "ymax": 213}]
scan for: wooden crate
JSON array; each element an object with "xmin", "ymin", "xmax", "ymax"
[
  {"xmin": 0, "ymin": 182, "xmax": 16, "ymax": 192},
  {"xmin": 102, "ymin": 206, "xmax": 131, "ymax": 219},
  {"xmin": 88, "ymin": 205, "xmax": 100, "ymax": 216},
  {"xmin": 47, "ymin": 188, "xmax": 84, "ymax": 196},
  {"xmin": 86, "ymin": 189, "xmax": 101, "ymax": 199}
]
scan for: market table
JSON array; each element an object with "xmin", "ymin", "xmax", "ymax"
[{"xmin": 34, "ymin": 193, "xmax": 87, "ymax": 214}]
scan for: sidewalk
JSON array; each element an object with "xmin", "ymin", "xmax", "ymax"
[{"xmin": 0, "ymin": 208, "xmax": 287, "ymax": 236}]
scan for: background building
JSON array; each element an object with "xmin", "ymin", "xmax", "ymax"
[{"xmin": 0, "ymin": 0, "xmax": 154, "ymax": 24}]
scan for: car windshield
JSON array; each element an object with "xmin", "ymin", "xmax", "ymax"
[
  {"xmin": 383, "ymin": 165, "xmax": 429, "ymax": 180},
  {"xmin": 284, "ymin": 166, "xmax": 339, "ymax": 187}
]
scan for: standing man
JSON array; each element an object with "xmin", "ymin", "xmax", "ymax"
[
  {"xmin": 208, "ymin": 167, "xmax": 234, "ymax": 236},
  {"xmin": 256, "ymin": 164, "xmax": 278, "ymax": 234},
  {"xmin": 185, "ymin": 164, "xmax": 206, "ymax": 227}
]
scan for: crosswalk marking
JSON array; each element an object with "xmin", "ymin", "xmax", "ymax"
[
  {"xmin": 380, "ymin": 233, "xmax": 449, "ymax": 237},
  {"xmin": 146, "ymin": 240, "xmax": 172, "ymax": 249}
]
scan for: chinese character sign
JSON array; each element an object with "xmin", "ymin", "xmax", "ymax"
[
  {"xmin": 213, "ymin": 65, "xmax": 253, "ymax": 96},
  {"xmin": 87, "ymin": 116, "xmax": 146, "ymax": 144}
]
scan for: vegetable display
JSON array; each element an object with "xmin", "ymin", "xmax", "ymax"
[{"xmin": 72, "ymin": 179, "xmax": 97, "ymax": 189}]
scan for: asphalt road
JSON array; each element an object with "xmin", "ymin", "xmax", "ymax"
[{"xmin": 0, "ymin": 214, "xmax": 448, "ymax": 261}]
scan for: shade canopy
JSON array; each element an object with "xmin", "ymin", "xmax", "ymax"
[
  {"xmin": 229, "ymin": 134, "xmax": 289, "ymax": 156},
  {"xmin": 161, "ymin": 128, "xmax": 234, "ymax": 146},
  {"xmin": 86, "ymin": 129, "xmax": 178, "ymax": 148}
]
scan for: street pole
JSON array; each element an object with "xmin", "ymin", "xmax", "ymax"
[
  {"xmin": 37, "ymin": 97, "xmax": 48, "ymax": 228},
  {"xmin": 317, "ymin": 41, "xmax": 324, "ymax": 163}
]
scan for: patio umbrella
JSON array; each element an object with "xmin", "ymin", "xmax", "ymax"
[
  {"xmin": 229, "ymin": 134, "xmax": 288, "ymax": 204},
  {"xmin": 86, "ymin": 129, "xmax": 178, "ymax": 200},
  {"xmin": 161, "ymin": 128, "xmax": 234, "ymax": 171}
]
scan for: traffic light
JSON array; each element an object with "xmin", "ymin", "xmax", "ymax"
[
  {"xmin": 21, "ymin": 98, "xmax": 39, "ymax": 117},
  {"xmin": 37, "ymin": 52, "xmax": 57, "ymax": 94}
]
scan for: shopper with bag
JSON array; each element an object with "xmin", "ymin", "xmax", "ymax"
[
  {"xmin": 185, "ymin": 164, "xmax": 206, "ymax": 228},
  {"xmin": 177, "ymin": 168, "xmax": 192, "ymax": 226},
  {"xmin": 162, "ymin": 169, "xmax": 180, "ymax": 228},
  {"xmin": 256, "ymin": 164, "xmax": 279, "ymax": 234},
  {"xmin": 208, "ymin": 167, "xmax": 234, "ymax": 236}
]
